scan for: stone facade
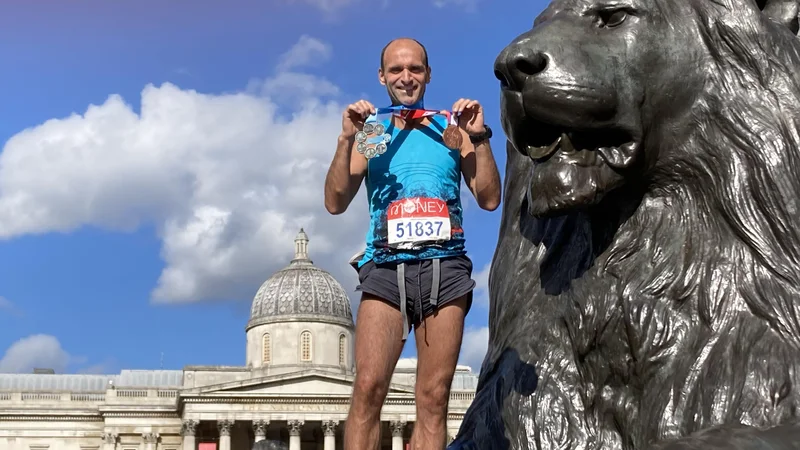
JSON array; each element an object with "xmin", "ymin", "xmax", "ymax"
[{"xmin": 0, "ymin": 230, "xmax": 478, "ymax": 450}]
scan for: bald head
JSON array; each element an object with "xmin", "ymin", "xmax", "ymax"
[
  {"xmin": 378, "ymin": 37, "xmax": 431, "ymax": 106},
  {"xmin": 380, "ymin": 37, "xmax": 429, "ymax": 70}
]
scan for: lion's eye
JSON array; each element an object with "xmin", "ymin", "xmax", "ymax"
[{"xmin": 598, "ymin": 9, "xmax": 628, "ymax": 28}]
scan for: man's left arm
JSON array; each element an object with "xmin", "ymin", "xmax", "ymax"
[{"xmin": 451, "ymin": 98, "xmax": 502, "ymax": 211}]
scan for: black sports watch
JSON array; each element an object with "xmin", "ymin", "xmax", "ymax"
[{"xmin": 469, "ymin": 125, "xmax": 493, "ymax": 144}]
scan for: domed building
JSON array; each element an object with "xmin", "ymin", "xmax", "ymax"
[
  {"xmin": 0, "ymin": 230, "xmax": 478, "ymax": 450},
  {"xmin": 245, "ymin": 230, "xmax": 354, "ymax": 373}
]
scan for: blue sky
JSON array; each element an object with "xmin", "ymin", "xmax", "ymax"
[{"xmin": 0, "ymin": 0, "xmax": 548, "ymax": 375}]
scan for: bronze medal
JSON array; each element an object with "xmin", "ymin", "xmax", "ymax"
[{"xmin": 442, "ymin": 125, "xmax": 462, "ymax": 150}]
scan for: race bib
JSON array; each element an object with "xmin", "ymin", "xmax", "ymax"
[{"xmin": 387, "ymin": 197, "xmax": 452, "ymax": 245}]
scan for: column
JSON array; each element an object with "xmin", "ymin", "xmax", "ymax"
[
  {"xmin": 218, "ymin": 420, "xmax": 234, "ymax": 450},
  {"xmin": 142, "ymin": 433, "xmax": 159, "ymax": 450},
  {"xmin": 287, "ymin": 419, "xmax": 304, "ymax": 450},
  {"xmin": 390, "ymin": 421, "xmax": 405, "ymax": 450},
  {"xmin": 181, "ymin": 420, "xmax": 198, "ymax": 450},
  {"xmin": 321, "ymin": 420, "xmax": 337, "ymax": 450},
  {"xmin": 253, "ymin": 420, "xmax": 269, "ymax": 443},
  {"xmin": 102, "ymin": 433, "xmax": 117, "ymax": 450}
]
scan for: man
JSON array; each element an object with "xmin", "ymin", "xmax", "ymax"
[{"xmin": 324, "ymin": 37, "xmax": 501, "ymax": 450}]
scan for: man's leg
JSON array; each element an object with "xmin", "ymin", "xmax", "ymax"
[
  {"xmin": 410, "ymin": 295, "xmax": 468, "ymax": 449},
  {"xmin": 345, "ymin": 294, "xmax": 406, "ymax": 450}
]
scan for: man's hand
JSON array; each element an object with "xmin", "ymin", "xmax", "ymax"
[
  {"xmin": 342, "ymin": 100, "xmax": 376, "ymax": 139},
  {"xmin": 451, "ymin": 98, "xmax": 485, "ymax": 136}
]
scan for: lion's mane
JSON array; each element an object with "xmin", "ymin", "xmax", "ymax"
[{"xmin": 456, "ymin": 3, "xmax": 800, "ymax": 450}]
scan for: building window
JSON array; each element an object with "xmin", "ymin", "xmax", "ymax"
[
  {"xmin": 339, "ymin": 334, "xmax": 346, "ymax": 366},
  {"xmin": 300, "ymin": 331, "xmax": 312, "ymax": 362},
  {"xmin": 262, "ymin": 333, "xmax": 271, "ymax": 365}
]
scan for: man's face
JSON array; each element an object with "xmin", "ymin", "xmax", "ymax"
[{"xmin": 379, "ymin": 40, "xmax": 431, "ymax": 106}]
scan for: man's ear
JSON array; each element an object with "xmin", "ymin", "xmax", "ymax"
[
  {"xmin": 379, "ymin": 67, "xmax": 387, "ymax": 86},
  {"xmin": 759, "ymin": 0, "xmax": 799, "ymax": 34}
]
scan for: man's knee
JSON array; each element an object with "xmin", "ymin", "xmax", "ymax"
[
  {"xmin": 352, "ymin": 372, "xmax": 392, "ymax": 410},
  {"xmin": 416, "ymin": 377, "xmax": 452, "ymax": 417}
]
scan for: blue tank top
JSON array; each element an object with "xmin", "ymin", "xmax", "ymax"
[{"xmin": 358, "ymin": 113, "xmax": 466, "ymax": 267}]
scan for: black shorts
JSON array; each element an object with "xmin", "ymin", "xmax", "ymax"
[{"xmin": 354, "ymin": 255, "xmax": 476, "ymax": 336}]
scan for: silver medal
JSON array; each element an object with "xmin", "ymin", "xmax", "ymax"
[
  {"xmin": 357, "ymin": 142, "xmax": 367, "ymax": 154},
  {"xmin": 376, "ymin": 142, "xmax": 387, "ymax": 154},
  {"xmin": 364, "ymin": 146, "xmax": 378, "ymax": 159},
  {"xmin": 363, "ymin": 123, "xmax": 375, "ymax": 134},
  {"xmin": 374, "ymin": 123, "xmax": 385, "ymax": 135},
  {"xmin": 355, "ymin": 131, "xmax": 367, "ymax": 143}
]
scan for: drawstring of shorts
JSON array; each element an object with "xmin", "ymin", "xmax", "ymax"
[
  {"xmin": 398, "ymin": 263, "xmax": 408, "ymax": 340},
  {"xmin": 398, "ymin": 258, "xmax": 441, "ymax": 341}
]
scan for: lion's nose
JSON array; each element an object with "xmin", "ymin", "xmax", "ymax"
[{"xmin": 494, "ymin": 45, "xmax": 548, "ymax": 91}]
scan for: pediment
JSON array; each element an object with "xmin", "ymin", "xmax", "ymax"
[{"xmin": 183, "ymin": 369, "xmax": 415, "ymax": 396}]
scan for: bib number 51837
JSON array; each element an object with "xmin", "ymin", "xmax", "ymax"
[{"xmin": 387, "ymin": 197, "xmax": 451, "ymax": 245}]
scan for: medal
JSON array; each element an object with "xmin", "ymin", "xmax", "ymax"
[
  {"xmin": 441, "ymin": 111, "xmax": 462, "ymax": 150},
  {"xmin": 358, "ymin": 110, "xmax": 394, "ymax": 159}
]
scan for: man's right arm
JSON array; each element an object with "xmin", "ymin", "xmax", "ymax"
[{"xmin": 324, "ymin": 134, "xmax": 367, "ymax": 215}]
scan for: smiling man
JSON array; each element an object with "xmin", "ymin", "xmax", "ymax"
[{"xmin": 323, "ymin": 37, "xmax": 501, "ymax": 449}]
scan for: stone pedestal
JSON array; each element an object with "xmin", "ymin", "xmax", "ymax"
[
  {"xmin": 253, "ymin": 420, "xmax": 269, "ymax": 443},
  {"xmin": 288, "ymin": 420, "xmax": 304, "ymax": 450},
  {"xmin": 322, "ymin": 420, "xmax": 337, "ymax": 450},
  {"xmin": 390, "ymin": 421, "xmax": 405, "ymax": 450},
  {"xmin": 181, "ymin": 420, "xmax": 198, "ymax": 450},
  {"xmin": 218, "ymin": 420, "xmax": 234, "ymax": 450}
]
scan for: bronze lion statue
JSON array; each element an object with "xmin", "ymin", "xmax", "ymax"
[{"xmin": 451, "ymin": 0, "xmax": 800, "ymax": 449}]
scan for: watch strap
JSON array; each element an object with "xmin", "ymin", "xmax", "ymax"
[{"xmin": 469, "ymin": 126, "xmax": 492, "ymax": 144}]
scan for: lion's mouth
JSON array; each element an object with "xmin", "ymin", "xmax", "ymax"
[{"xmin": 517, "ymin": 118, "xmax": 638, "ymax": 169}]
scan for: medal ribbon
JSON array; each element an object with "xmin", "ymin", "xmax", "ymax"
[{"xmin": 370, "ymin": 103, "xmax": 459, "ymax": 127}]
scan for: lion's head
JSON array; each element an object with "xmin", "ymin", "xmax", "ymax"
[{"xmin": 494, "ymin": 0, "xmax": 800, "ymax": 217}]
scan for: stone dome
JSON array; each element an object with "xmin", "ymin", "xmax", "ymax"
[{"xmin": 246, "ymin": 229, "xmax": 353, "ymax": 330}]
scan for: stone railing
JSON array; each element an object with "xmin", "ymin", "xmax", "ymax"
[
  {"xmin": 0, "ymin": 392, "xmax": 105, "ymax": 403},
  {"xmin": 449, "ymin": 392, "xmax": 475, "ymax": 401},
  {"xmin": 0, "ymin": 388, "xmax": 468, "ymax": 406},
  {"xmin": 104, "ymin": 388, "xmax": 180, "ymax": 406},
  {"xmin": 0, "ymin": 388, "xmax": 180, "ymax": 405}
]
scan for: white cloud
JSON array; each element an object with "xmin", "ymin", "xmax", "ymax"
[
  {"xmin": 290, "ymin": 0, "xmax": 361, "ymax": 14},
  {"xmin": 0, "ymin": 35, "xmax": 369, "ymax": 307},
  {"xmin": 432, "ymin": 0, "xmax": 480, "ymax": 11},
  {"xmin": 458, "ymin": 326, "xmax": 488, "ymax": 372},
  {"xmin": 287, "ymin": 0, "xmax": 475, "ymax": 15},
  {"xmin": 78, "ymin": 361, "xmax": 117, "ymax": 375},
  {"xmin": 0, "ymin": 296, "xmax": 22, "ymax": 317},
  {"xmin": 0, "ymin": 334, "xmax": 71, "ymax": 373},
  {"xmin": 254, "ymin": 72, "xmax": 341, "ymax": 105},
  {"xmin": 276, "ymin": 35, "xmax": 333, "ymax": 72},
  {"xmin": 0, "ymin": 296, "xmax": 14, "ymax": 311},
  {"xmin": 472, "ymin": 262, "xmax": 490, "ymax": 308}
]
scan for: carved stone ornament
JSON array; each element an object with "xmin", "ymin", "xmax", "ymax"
[
  {"xmin": 287, "ymin": 419, "xmax": 304, "ymax": 436},
  {"xmin": 389, "ymin": 421, "xmax": 406, "ymax": 438},
  {"xmin": 217, "ymin": 420, "xmax": 234, "ymax": 437},
  {"xmin": 180, "ymin": 420, "xmax": 198, "ymax": 436},
  {"xmin": 321, "ymin": 420, "xmax": 338, "ymax": 437},
  {"xmin": 253, "ymin": 419, "xmax": 270, "ymax": 435},
  {"xmin": 101, "ymin": 433, "xmax": 117, "ymax": 444},
  {"xmin": 451, "ymin": 0, "xmax": 800, "ymax": 449},
  {"xmin": 141, "ymin": 433, "xmax": 159, "ymax": 444}
]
